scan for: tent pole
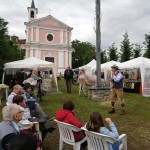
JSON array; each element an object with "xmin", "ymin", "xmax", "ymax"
[{"xmin": 2, "ymin": 72, "xmax": 5, "ymax": 84}]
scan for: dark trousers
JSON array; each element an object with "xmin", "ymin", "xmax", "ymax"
[{"xmin": 66, "ymin": 79, "xmax": 72, "ymax": 93}]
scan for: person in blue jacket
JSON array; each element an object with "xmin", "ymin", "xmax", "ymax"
[{"xmin": 84, "ymin": 112, "xmax": 120, "ymax": 150}]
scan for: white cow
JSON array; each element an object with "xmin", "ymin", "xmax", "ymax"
[{"xmin": 78, "ymin": 69, "xmax": 106, "ymax": 96}]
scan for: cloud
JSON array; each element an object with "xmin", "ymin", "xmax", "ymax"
[{"xmin": 0, "ymin": 0, "xmax": 150, "ymax": 50}]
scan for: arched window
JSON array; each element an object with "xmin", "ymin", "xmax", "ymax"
[{"xmin": 31, "ymin": 11, "xmax": 34, "ymax": 18}]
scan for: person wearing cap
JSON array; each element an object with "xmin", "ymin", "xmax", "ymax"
[
  {"xmin": 64, "ymin": 66, "xmax": 73, "ymax": 93},
  {"xmin": 108, "ymin": 64, "xmax": 125, "ymax": 115}
]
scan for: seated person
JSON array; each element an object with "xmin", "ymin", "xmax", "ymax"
[
  {"xmin": 12, "ymin": 95, "xmax": 54, "ymax": 141},
  {"xmin": 55, "ymin": 101, "xmax": 87, "ymax": 148},
  {"xmin": 23, "ymin": 83, "xmax": 49, "ymax": 120},
  {"xmin": 13, "ymin": 95, "xmax": 36, "ymax": 131},
  {"xmin": 84, "ymin": 112, "xmax": 120, "ymax": 150},
  {"xmin": 0, "ymin": 104, "xmax": 23, "ymax": 150},
  {"xmin": 8, "ymin": 133, "xmax": 41, "ymax": 150},
  {"xmin": 7, "ymin": 84, "xmax": 23, "ymax": 104}
]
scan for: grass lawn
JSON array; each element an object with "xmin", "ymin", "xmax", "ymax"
[{"xmin": 0, "ymin": 79, "xmax": 150, "ymax": 150}]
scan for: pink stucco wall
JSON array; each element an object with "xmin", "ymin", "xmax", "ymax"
[
  {"xmin": 39, "ymin": 19, "xmax": 59, "ymax": 27},
  {"xmin": 28, "ymin": 28, "xmax": 31, "ymax": 41},
  {"xmin": 33, "ymin": 27, "xmax": 36, "ymax": 42},
  {"xmin": 25, "ymin": 16, "xmax": 72, "ymax": 73},
  {"xmin": 39, "ymin": 29, "xmax": 60, "ymax": 44}
]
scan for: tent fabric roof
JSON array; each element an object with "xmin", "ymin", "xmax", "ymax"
[
  {"xmin": 119, "ymin": 57, "xmax": 150, "ymax": 69},
  {"xmin": 79, "ymin": 59, "xmax": 96, "ymax": 69},
  {"xmin": 101, "ymin": 61, "xmax": 121, "ymax": 70},
  {"xmin": 4, "ymin": 57, "xmax": 54, "ymax": 70},
  {"xmin": 91, "ymin": 60, "xmax": 121, "ymax": 70},
  {"xmin": 3, "ymin": 57, "xmax": 58, "ymax": 91}
]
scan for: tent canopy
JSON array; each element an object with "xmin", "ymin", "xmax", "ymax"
[
  {"xmin": 4, "ymin": 57, "xmax": 54, "ymax": 70},
  {"xmin": 3, "ymin": 57, "xmax": 58, "ymax": 91},
  {"xmin": 118, "ymin": 57, "xmax": 150, "ymax": 97},
  {"xmin": 119, "ymin": 57, "xmax": 150, "ymax": 69},
  {"xmin": 79, "ymin": 59, "xmax": 96, "ymax": 69},
  {"xmin": 90, "ymin": 60, "xmax": 121, "ymax": 71}
]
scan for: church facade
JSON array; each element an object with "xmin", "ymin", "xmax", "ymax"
[{"xmin": 24, "ymin": 0, "xmax": 73, "ymax": 74}]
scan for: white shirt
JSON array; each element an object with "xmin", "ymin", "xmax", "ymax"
[{"xmin": 7, "ymin": 92, "xmax": 17, "ymax": 104}]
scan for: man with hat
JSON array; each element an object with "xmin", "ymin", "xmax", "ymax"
[{"xmin": 108, "ymin": 64, "xmax": 125, "ymax": 115}]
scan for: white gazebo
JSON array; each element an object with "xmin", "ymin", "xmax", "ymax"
[{"xmin": 2, "ymin": 57, "xmax": 58, "ymax": 91}]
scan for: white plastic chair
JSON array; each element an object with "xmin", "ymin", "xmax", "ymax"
[
  {"xmin": 82, "ymin": 128, "xmax": 127, "ymax": 150},
  {"xmin": 54, "ymin": 119, "xmax": 87, "ymax": 150}
]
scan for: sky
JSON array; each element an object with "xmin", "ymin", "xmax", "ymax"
[{"xmin": 0, "ymin": 0, "xmax": 150, "ymax": 50}]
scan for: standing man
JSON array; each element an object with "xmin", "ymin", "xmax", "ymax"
[
  {"xmin": 16, "ymin": 69, "xmax": 27, "ymax": 87},
  {"xmin": 64, "ymin": 66, "xmax": 73, "ymax": 93},
  {"xmin": 108, "ymin": 65, "xmax": 125, "ymax": 115}
]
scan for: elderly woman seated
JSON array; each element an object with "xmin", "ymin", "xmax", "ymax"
[
  {"xmin": 12, "ymin": 95, "xmax": 55, "ymax": 141},
  {"xmin": 0, "ymin": 104, "xmax": 23, "ymax": 150}
]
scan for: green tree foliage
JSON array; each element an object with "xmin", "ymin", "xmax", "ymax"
[
  {"xmin": 133, "ymin": 44, "xmax": 142, "ymax": 58},
  {"xmin": 0, "ymin": 17, "xmax": 24, "ymax": 77},
  {"xmin": 120, "ymin": 32, "xmax": 133, "ymax": 62},
  {"xmin": 143, "ymin": 33, "xmax": 150, "ymax": 58},
  {"xmin": 101, "ymin": 50, "xmax": 108, "ymax": 63},
  {"xmin": 107, "ymin": 43, "xmax": 118, "ymax": 61},
  {"xmin": 71, "ymin": 40, "xmax": 96, "ymax": 68}
]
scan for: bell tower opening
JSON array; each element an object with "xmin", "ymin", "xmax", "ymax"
[
  {"xmin": 27, "ymin": 0, "xmax": 38, "ymax": 21},
  {"xmin": 31, "ymin": 11, "xmax": 35, "ymax": 18}
]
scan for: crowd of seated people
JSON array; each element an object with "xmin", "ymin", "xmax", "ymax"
[
  {"xmin": 10, "ymin": 68, "xmax": 43, "ymax": 101},
  {"xmin": 0, "ymin": 81, "xmax": 55, "ymax": 149},
  {"xmin": 1, "ymin": 67, "xmax": 123, "ymax": 150},
  {"xmin": 55, "ymin": 101, "xmax": 121, "ymax": 150}
]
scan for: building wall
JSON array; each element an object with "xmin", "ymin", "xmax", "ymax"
[{"xmin": 25, "ymin": 14, "xmax": 72, "ymax": 74}]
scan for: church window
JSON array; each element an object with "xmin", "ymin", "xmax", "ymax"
[
  {"xmin": 47, "ymin": 34, "xmax": 53, "ymax": 42},
  {"xmin": 31, "ymin": 11, "xmax": 34, "ymax": 18}
]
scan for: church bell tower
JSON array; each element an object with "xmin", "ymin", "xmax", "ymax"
[{"xmin": 27, "ymin": 0, "xmax": 38, "ymax": 21}]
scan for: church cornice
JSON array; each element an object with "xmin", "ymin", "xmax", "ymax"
[
  {"xmin": 25, "ymin": 42, "xmax": 71, "ymax": 48},
  {"xmin": 24, "ymin": 15, "xmax": 73, "ymax": 31},
  {"xmin": 25, "ymin": 24, "xmax": 70, "ymax": 31}
]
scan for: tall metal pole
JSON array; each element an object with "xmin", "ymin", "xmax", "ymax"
[{"xmin": 96, "ymin": 0, "xmax": 101, "ymax": 87}]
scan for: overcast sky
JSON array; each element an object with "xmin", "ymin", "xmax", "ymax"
[{"xmin": 0, "ymin": 0, "xmax": 150, "ymax": 50}]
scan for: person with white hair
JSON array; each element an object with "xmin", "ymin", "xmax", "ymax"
[
  {"xmin": 7, "ymin": 84, "xmax": 23, "ymax": 104},
  {"xmin": 0, "ymin": 104, "xmax": 23, "ymax": 150}
]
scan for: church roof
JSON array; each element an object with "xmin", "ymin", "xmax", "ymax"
[
  {"xmin": 25, "ymin": 15, "xmax": 73, "ymax": 30},
  {"xmin": 31, "ymin": 0, "xmax": 35, "ymax": 8}
]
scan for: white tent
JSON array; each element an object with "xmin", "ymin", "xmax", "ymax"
[
  {"xmin": 119, "ymin": 57, "xmax": 150, "ymax": 97},
  {"xmin": 4, "ymin": 57, "xmax": 55, "ymax": 70},
  {"xmin": 91, "ymin": 60, "xmax": 121, "ymax": 71},
  {"xmin": 79, "ymin": 59, "xmax": 96, "ymax": 75},
  {"xmin": 79, "ymin": 59, "xmax": 96, "ymax": 69},
  {"xmin": 3, "ymin": 57, "xmax": 58, "ymax": 91}
]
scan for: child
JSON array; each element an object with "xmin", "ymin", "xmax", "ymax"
[{"xmin": 85, "ymin": 112, "xmax": 119, "ymax": 150}]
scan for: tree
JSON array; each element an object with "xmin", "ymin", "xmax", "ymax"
[
  {"xmin": 120, "ymin": 32, "xmax": 133, "ymax": 62},
  {"xmin": 143, "ymin": 33, "xmax": 150, "ymax": 58},
  {"xmin": 133, "ymin": 44, "xmax": 142, "ymax": 58},
  {"xmin": 101, "ymin": 50, "xmax": 108, "ymax": 63},
  {"xmin": 0, "ymin": 17, "xmax": 24, "ymax": 78},
  {"xmin": 107, "ymin": 43, "xmax": 118, "ymax": 61},
  {"xmin": 71, "ymin": 40, "xmax": 96, "ymax": 69}
]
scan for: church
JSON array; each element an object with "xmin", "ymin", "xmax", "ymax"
[{"xmin": 23, "ymin": 0, "xmax": 73, "ymax": 74}]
